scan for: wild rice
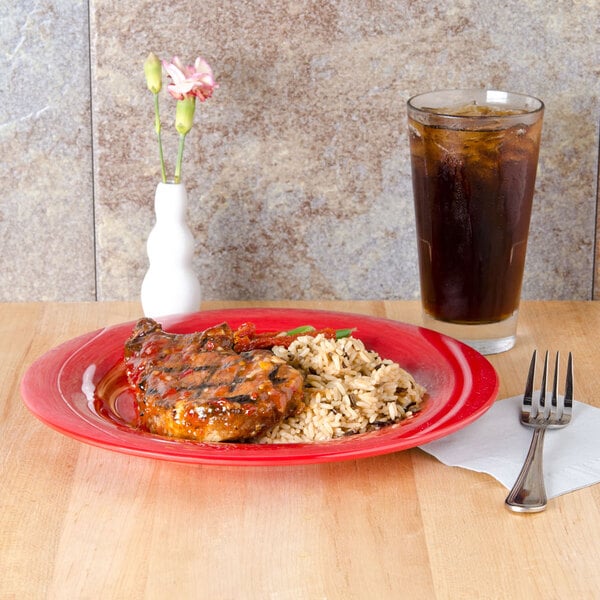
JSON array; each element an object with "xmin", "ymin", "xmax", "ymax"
[{"xmin": 258, "ymin": 334, "xmax": 426, "ymax": 443}]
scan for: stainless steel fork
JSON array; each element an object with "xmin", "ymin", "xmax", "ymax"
[{"xmin": 505, "ymin": 350, "xmax": 573, "ymax": 513}]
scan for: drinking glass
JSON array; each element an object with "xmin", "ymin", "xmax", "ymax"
[{"xmin": 407, "ymin": 89, "xmax": 544, "ymax": 354}]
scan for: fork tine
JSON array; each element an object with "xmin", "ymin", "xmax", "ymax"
[
  {"xmin": 564, "ymin": 352, "xmax": 574, "ymax": 414},
  {"xmin": 523, "ymin": 350, "xmax": 536, "ymax": 414},
  {"xmin": 536, "ymin": 351, "xmax": 549, "ymax": 418},
  {"xmin": 551, "ymin": 351, "xmax": 560, "ymax": 417}
]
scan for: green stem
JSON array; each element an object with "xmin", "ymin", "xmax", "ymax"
[
  {"xmin": 174, "ymin": 132, "xmax": 186, "ymax": 184},
  {"xmin": 154, "ymin": 93, "xmax": 166, "ymax": 183}
]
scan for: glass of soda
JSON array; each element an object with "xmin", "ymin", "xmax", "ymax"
[{"xmin": 407, "ymin": 89, "xmax": 544, "ymax": 354}]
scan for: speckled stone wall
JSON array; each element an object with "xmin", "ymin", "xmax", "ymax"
[
  {"xmin": 1, "ymin": 1, "xmax": 95, "ymax": 301},
  {"xmin": 1, "ymin": 0, "xmax": 599, "ymax": 302}
]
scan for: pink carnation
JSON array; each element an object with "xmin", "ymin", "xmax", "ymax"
[{"xmin": 163, "ymin": 56, "xmax": 218, "ymax": 101}]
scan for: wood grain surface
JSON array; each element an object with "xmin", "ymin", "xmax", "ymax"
[{"xmin": 2, "ymin": 301, "xmax": 599, "ymax": 599}]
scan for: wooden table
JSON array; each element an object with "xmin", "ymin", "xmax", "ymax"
[{"xmin": 2, "ymin": 300, "xmax": 599, "ymax": 599}]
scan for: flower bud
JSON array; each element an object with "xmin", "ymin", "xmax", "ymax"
[
  {"xmin": 175, "ymin": 97, "xmax": 196, "ymax": 135},
  {"xmin": 144, "ymin": 52, "xmax": 162, "ymax": 94}
]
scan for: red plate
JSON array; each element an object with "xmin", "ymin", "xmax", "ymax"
[{"xmin": 21, "ymin": 308, "xmax": 498, "ymax": 465}]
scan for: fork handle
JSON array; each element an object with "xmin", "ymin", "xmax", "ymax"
[{"xmin": 505, "ymin": 427, "xmax": 548, "ymax": 512}]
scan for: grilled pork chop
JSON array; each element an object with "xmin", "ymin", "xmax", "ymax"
[{"xmin": 124, "ymin": 318, "xmax": 304, "ymax": 442}]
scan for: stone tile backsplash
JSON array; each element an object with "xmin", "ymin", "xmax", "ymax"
[{"xmin": 2, "ymin": 0, "xmax": 599, "ymax": 302}]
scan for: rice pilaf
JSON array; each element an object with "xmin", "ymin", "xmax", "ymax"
[{"xmin": 259, "ymin": 333, "xmax": 426, "ymax": 443}]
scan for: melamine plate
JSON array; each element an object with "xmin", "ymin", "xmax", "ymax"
[{"xmin": 21, "ymin": 308, "xmax": 499, "ymax": 465}]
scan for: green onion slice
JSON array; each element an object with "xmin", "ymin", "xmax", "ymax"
[
  {"xmin": 284, "ymin": 325, "xmax": 354, "ymax": 339},
  {"xmin": 284, "ymin": 325, "xmax": 316, "ymax": 335},
  {"xmin": 335, "ymin": 328, "xmax": 354, "ymax": 339}
]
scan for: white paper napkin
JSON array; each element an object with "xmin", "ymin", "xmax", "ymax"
[{"xmin": 419, "ymin": 395, "xmax": 600, "ymax": 498}]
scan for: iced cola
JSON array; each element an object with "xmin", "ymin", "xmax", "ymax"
[{"xmin": 407, "ymin": 90, "xmax": 544, "ymax": 352}]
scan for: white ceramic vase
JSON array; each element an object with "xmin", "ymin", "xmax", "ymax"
[{"xmin": 141, "ymin": 181, "xmax": 201, "ymax": 318}]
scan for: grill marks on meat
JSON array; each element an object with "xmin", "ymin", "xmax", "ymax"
[{"xmin": 124, "ymin": 318, "xmax": 304, "ymax": 442}]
